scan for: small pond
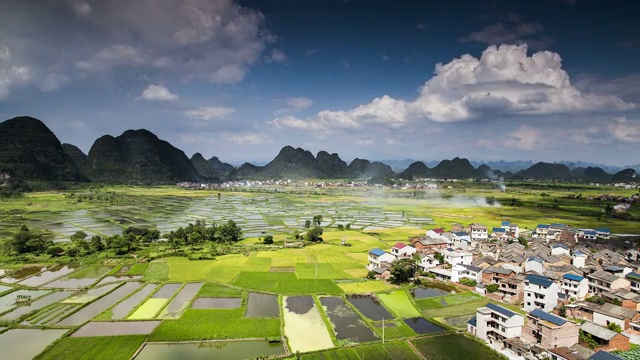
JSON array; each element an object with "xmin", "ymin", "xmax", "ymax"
[
  {"xmin": 96, "ymin": 275, "xmax": 142, "ymax": 286},
  {"xmin": 411, "ymin": 287, "xmax": 450, "ymax": 299},
  {"xmin": 346, "ymin": 296, "xmax": 392, "ymax": 321},
  {"xmin": 152, "ymin": 283, "xmax": 181, "ymax": 298},
  {"xmin": 320, "ymin": 296, "xmax": 378, "ymax": 342},
  {"xmin": 158, "ymin": 283, "xmax": 202, "ymax": 319},
  {"xmin": 0, "ymin": 289, "xmax": 50, "ymax": 314},
  {"xmin": 283, "ymin": 296, "xmax": 334, "ymax": 353},
  {"xmin": 17, "ymin": 264, "xmax": 79, "ymax": 287},
  {"xmin": 63, "ymin": 283, "xmax": 119, "ymax": 304},
  {"xmin": 0, "ymin": 328, "xmax": 68, "ymax": 360},
  {"xmin": 111, "ymin": 284, "xmax": 157, "ymax": 320},
  {"xmin": 71, "ymin": 321, "xmax": 161, "ymax": 337},
  {"xmin": 191, "ymin": 298, "xmax": 242, "ymax": 309},
  {"xmin": 403, "ymin": 317, "xmax": 445, "ymax": 334},
  {"xmin": 134, "ymin": 340, "xmax": 286, "ymax": 360},
  {"xmin": 246, "ymin": 292, "xmax": 279, "ymax": 318},
  {"xmin": 2, "ymin": 290, "xmax": 73, "ymax": 321}
]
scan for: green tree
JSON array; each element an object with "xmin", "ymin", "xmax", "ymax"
[
  {"xmin": 390, "ymin": 258, "xmax": 417, "ymax": 284},
  {"xmin": 434, "ymin": 252, "xmax": 445, "ymax": 264},
  {"xmin": 262, "ymin": 235, "xmax": 274, "ymax": 244},
  {"xmin": 90, "ymin": 236, "xmax": 105, "ymax": 252},
  {"xmin": 337, "ymin": 224, "xmax": 344, "ymax": 231},
  {"xmin": 607, "ymin": 323, "xmax": 622, "ymax": 333},
  {"xmin": 313, "ymin": 215, "xmax": 323, "ymax": 226},
  {"xmin": 559, "ymin": 305, "xmax": 567, "ymax": 318},
  {"xmin": 345, "ymin": 224, "xmax": 351, "ymax": 230},
  {"xmin": 219, "ymin": 220, "xmax": 243, "ymax": 242},
  {"xmin": 305, "ymin": 227, "xmax": 324, "ymax": 242},
  {"xmin": 6, "ymin": 225, "xmax": 52, "ymax": 254},
  {"xmin": 366, "ymin": 270, "xmax": 377, "ymax": 280},
  {"xmin": 486, "ymin": 284, "xmax": 499, "ymax": 293},
  {"xmin": 304, "ymin": 220, "xmax": 311, "ymax": 229}
]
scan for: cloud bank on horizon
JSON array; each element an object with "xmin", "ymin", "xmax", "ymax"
[{"xmin": 0, "ymin": 0, "xmax": 639, "ymax": 165}]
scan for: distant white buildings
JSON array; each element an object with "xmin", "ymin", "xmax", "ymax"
[
  {"xmin": 572, "ymin": 251, "xmax": 587, "ymax": 268},
  {"xmin": 524, "ymin": 274, "xmax": 559, "ymax": 312},
  {"xmin": 551, "ymin": 244, "xmax": 571, "ymax": 257}
]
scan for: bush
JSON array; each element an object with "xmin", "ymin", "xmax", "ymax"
[
  {"xmin": 486, "ymin": 284, "xmax": 499, "ymax": 293},
  {"xmin": 262, "ymin": 235, "xmax": 274, "ymax": 244},
  {"xmin": 366, "ymin": 271, "xmax": 377, "ymax": 280},
  {"xmin": 459, "ymin": 278, "xmax": 477, "ymax": 287}
]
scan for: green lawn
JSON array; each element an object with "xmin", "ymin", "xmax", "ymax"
[
  {"xmin": 142, "ymin": 262, "xmax": 169, "ymax": 282},
  {"xmin": 35, "ymin": 335, "xmax": 146, "ymax": 360},
  {"xmin": 231, "ymin": 272, "xmax": 342, "ymax": 294},
  {"xmin": 197, "ymin": 282, "xmax": 243, "ymax": 298},
  {"xmin": 378, "ymin": 291, "xmax": 422, "ymax": 318},
  {"xmin": 411, "ymin": 334, "xmax": 504, "ymax": 360},
  {"xmin": 148, "ymin": 308, "xmax": 281, "ymax": 341}
]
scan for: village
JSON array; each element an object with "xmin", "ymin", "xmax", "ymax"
[{"xmin": 367, "ymin": 222, "xmax": 639, "ymax": 360}]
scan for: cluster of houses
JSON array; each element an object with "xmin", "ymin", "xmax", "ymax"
[{"xmin": 367, "ymin": 221, "xmax": 638, "ymax": 360}]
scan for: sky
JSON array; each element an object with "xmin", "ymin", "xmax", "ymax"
[{"xmin": 0, "ymin": 0, "xmax": 639, "ymax": 166}]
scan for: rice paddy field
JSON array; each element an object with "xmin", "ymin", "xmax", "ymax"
[{"xmin": 0, "ymin": 183, "xmax": 636, "ymax": 358}]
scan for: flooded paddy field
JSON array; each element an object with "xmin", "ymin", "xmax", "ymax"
[
  {"xmin": 0, "ymin": 289, "xmax": 49, "ymax": 314},
  {"xmin": 57, "ymin": 282, "xmax": 142, "ymax": 325},
  {"xmin": 0, "ymin": 266, "xmax": 47, "ymax": 284},
  {"xmin": 403, "ymin": 317, "xmax": 444, "ymax": 334},
  {"xmin": 71, "ymin": 321, "xmax": 161, "ymax": 337},
  {"xmin": 246, "ymin": 292, "xmax": 279, "ymax": 317},
  {"xmin": 283, "ymin": 296, "xmax": 334, "ymax": 353},
  {"xmin": 16, "ymin": 264, "xmax": 79, "ymax": 287},
  {"xmin": 0, "ymin": 328, "xmax": 68, "ymax": 360},
  {"xmin": 411, "ymin": 287, "xmax": 450, "ymax": 299},
  {"xmin": 110, "ymin": 284, "xmax": 158, "ymax": 319},
  {"xmin": 191, "ymin": 297, "xmax": 242, "ymax": 309},
  {"xmin": 347, "ymin": 295, "xmax": 393, "ymax": 321},
  {"xmin": 158, "ymin": 282, "xmax": 202, "ymax": 318},
  {"xmin": 134, "ymin": 340, "xmax": 286, "ymax": 360},
  {"xmin": 1, "ymin": 290, "xmax": 73, "ymax": 321},
  {"xmin": 319, "ymin": 296, "xmax": 378, "ymax": 342}
]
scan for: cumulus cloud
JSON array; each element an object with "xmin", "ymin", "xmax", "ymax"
[
  {"xmin": 184, "ymin": 106, "xmax": 235, "ymax": 121},
  {"xmin": 608, "ymin": 117, "xmax": 640, "ymax": 143},
  {"xmin": 0, "ymin": 0, "xmax": 271, "ymax": 98},
  {"xmin": 138, "ymin": 84, "xmax": 178, "ymax": 101},
  {"xmin": 284, "ymin": 97, "xmax": 313, "ymax": 111},
  {"xmin": 270, "ymin": 44, "xmax": 634, "ymax": 133},
  {"xmin": 267, "ymin": 49, "xmax": 287, "ymax": 63},
  {"xmin": 223, "ymin": 132, "xmax": 268, "ymax": 145},
  {"xmin": 41, "ymin": 74, "xmax": 71, "ymax": 92}
]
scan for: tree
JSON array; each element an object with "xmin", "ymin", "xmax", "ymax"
[
  {"xmin": 518, "ymin": 237, "xmax": 529, "ymax": 248},
  {"xmin": 434, "ymin": 252, "xmax": 445, "ymax": 264},
  {"xmin": 6, "ymin": 225, "xmax": 52, "ymax": 254},
  {"xmin": 366, "ymin": 271, "xmax": 377, "ymax": 280},
  {"xmin": 337, "ymin": 224, "xmax": 344, "ymax": 231},
  {"xmin": 90, "ymin": 236, "xmax": 105, "ymax": 252},
  {"xmin": 390, "ymin": 258, "xmax": 417, "ymax": 284},
  {"xmin": 46, "ymin": 246, "xmax": 64, "ymax": 257},
  {"xmin": 345, "ymin": 224, "xmax": 351, "ymax": 230},
  {"xmin": 262, "ymin": 235, "xmax": 274, "ymax": 245},
  {"xmin": 559, "ymin": 305, "xmax": 567, "ymax": 318},
  {"xmin": 305, "ymin": 227, "xmax": 324, "ymax": 242},
  {"xmin": 219, "ymin": 220, "xmax": 242, "ymax": 242},
  {"xmin": 460, "ymin": 278, "xmax": 477, "ymax": 287},
  {"xmin": 607, "ymin": 323, "xmax": 622, "ymax": 333},
  {"xmin": 313, "ymin": 215, "xmax": 323, "ymax": 226},
  {"xmin": 486, "ymin": 284, "xmax": 499, "ymax": 293},
  {"xmin": 304, "ymin": 220, "xmax": 311, "ymax": 229},
  {"xmin": 70, "ymin": 231, "xmax": 88, "ymax": 242}
]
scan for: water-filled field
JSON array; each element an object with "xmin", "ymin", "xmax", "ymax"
[
  {"xmin": 283, "ymin": 296, "xmax": 334, "ymax": 353},
  {"xmin": 347, "ymin": 296, "xmax": 393, "ymax": 321},
  {"xmin": 134, "ymin": 340, "xmax": 286, "ymax": 360},
  {"xmin": 319, "ymin": 296, "xmax": 378, "ymax": 342}
]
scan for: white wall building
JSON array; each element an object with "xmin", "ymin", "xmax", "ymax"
[
  {"xmin": 560, "ymin": 273, "xmax": 589, "ymax": 300},
  {"xmin": 468, "ymin": 303, "xmax": 524, "ymax": 344},
  {"xmin": 551, "ymin": 244, "xmax": 571, "ymax": 257},
  {"xmin": 524, "ymin": 274, "xmax": 559, "ymax": 312},
  {"xmin": 469, "ymin": 223, "xmax": 488, "ymax": 241},
  {"xmin": 452, "ymin": 264, "xmax": 483, "ymax": 283},
  {"xmin": 441, "ymin": 248, "xmax": 473, "ymax": 266},
  {"xmin": 367, "ymin": 248, "xmax": 396, "ymax": 270},
  {"xmin": 572, "ymin": 251, "xmax": 587, "ymax": 268},
  {"xmin": 418, "ymin": 254, "xmax": 440, "ymax": 270},
  {"xmin": 525, "ymin": 256, "xmax": 545, "ymax": 275},
  {"xmin": 390, "ymin": 243, "xmax": 416, "ymax": 258}
]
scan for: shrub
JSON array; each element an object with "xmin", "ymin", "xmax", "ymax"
[
  {"xmin": 486, "ymin": 284, "xmax": 499, "ymax": 293},
  {"xmin": 459, "ymin": 278, "xmax": 477, "ymax": 287}
]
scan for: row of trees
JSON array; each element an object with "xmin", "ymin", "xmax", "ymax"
[{"xmin": 164, "ymin": 220, "xmax": 243, "ymax": 249}]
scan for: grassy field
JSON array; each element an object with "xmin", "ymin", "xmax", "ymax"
[
  {"xmin": 415, "ymin": 292, "xmax": 484, "ymax": 310},
  {"xmin": 128, "ymin": 298, "xmax": 168, "ymax": 319},
  {"xmin": 197, "ymin": 282, "xmax": 243, "ymax": 298},
  {"xmin": 378, "ymin": 291, "xmax": 422, "ymax": 318},
  {"xmin": 231, "ymin": 272, "xmax": 343, "ymax": 294},
  {"xmin": 337, "ymin": 280, "xmax": 397, "ymax": 294},
  {"xmin": 126, "ymin": 263, "xmax": 149, "ymax": 276},
  {"xmin": 149, "ymin": 308, "xmax": 280, "ymax": 341},
  {"xmin": 142, "ymin": 262, "xmax": 169, "ymax": 282},
  {"xmin": 301, "ymin": 340, "xmax": 421, "ymax": 359},
  {"xmin": 370, "ymin": 319, "xmax": 417, "ymax": 340},
  {"xmin": 411, "ymin": 334, "xmax": 504, "ymax": 360},
  {"xmin": 35, "ymin": 335, "xmax": 146, "ymax": 360},
  {"xmin": 67, "ymin": 265, "xmax": 113, "ymax": 279}
]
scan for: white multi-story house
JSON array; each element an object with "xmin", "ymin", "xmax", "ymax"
[
  {"xmin": 367, "ymin": 248, "xmax": 396, "ymax": 270},
  {"xmin": 596, "ymin": 228, "xmax": 611, "ymax": 239},
  {"xmin": 441, "ymin": 248, "xmax": 473, "ymax": 266},
  {"xmin": 577, "ymin": 229, "xmax": 597, "ymax": 240},
  {"xmin": 418, "ymin": 253, "xmax": 440, "ymax": 270},
  {"xmin": 551, "ymin": 244, "xmax": 571, "ymax": 257},
  {"xmin": 560, "ymin": 273, "xmax": 589, "ymax": 300},
  {"xmin": 490, "ymin": 227, "xmax": 508, "ymax": 241},
  {"xmin": 451, "ymin": 231, "xmax": 472, "ymax": 249},
  {"xmin": 469, "ymin": 223, "xmax": 488, "ymax": 241},
  {"xmin": 587, "ymin": 270, "xmax": 630, "ymax": 295},
  {"xmin": 468, "ymin": 303, "xmax": 524, "ymax": 344},
  {"xmin": 524, "ymin": 274, "xmax": 559, "ymax": 312},
  {"xmin": 501, "ymin": 221, "xmax": 520, "ymax": 238},
  {"xmin": 626, "ymin": 272, "xmax": 640, "ymax": 294},
  {"xmin": 390, "ymin": 242, "xmax": 416, "ymax": 258},
  {"xmin": 535, "ymin": 224, "xmax": 550, "ymax": 237},
  {"xmin": 452, "ymin": 264, "xmax": 483, "ymax": 283}
]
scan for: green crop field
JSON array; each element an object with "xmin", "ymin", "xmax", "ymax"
[
  {"xmin": 197, "ymin": 282, "xmax": 244, "ymax": 298},
  {"xmin": 35, "ymin": 335, "xmax": 146, "ymax": 360},
  {"xmin": 148, "ymin": 308, "xmax": 281, "ymax": 341},
  {"xmin": 415, "ymin": 292, "xmax": 484, "ymax": 310},
  {"xmin": 128, "ymin": 298, "xmax": 168, "ymax": 319},
  {"xmin": 411, "ymin": 334, "xmax": 504, "ymax": 360},
  {"xmin": 301, "ymin": 340, "xmax": 420, "ymax": 360},
  {"xmin": 378, "ymin": 291, "xmax": 422, "ymax": 318},
  {"xmin": 126, "ymin": 263, "xmax": 149, "ymax": 275},
  {"xmin": 143, "ymin": 262, "xmax": 170, "ymax": 282},
  {"xmin": 337, "ymin": 280, "xmax": 396, "ymax": 294},
  {"xmin": 67, "ymin": 265, "xmax": 113, "ymax": 279},
  {"xmin": 231, "ymin": 272, "xmax": 343, "ymax": 294},
  {"xmin": 370, "ymin": 319, "xmax": 416, "ymax": 340}
]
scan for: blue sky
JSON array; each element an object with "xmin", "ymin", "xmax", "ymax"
[{"xmin": 0, "ymin": 0, "xmax": 639, "ymax": 166}]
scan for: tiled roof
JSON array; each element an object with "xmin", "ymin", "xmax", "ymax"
[
  {"xmin": 369, "ymin": 248, "xmax": 386, "ymax": 256},
  {"xmin": 574, "ymin": 251, "xmax": 586, "ymax": 256},
  {"xmin": 587, "ymin": 270, "xmax": 620, "ymax": 283},
  {"xmin": 464, "ymin": 265, "xmax": 483, "ymax": 273},
  {"xmin": 453, "ymin": 231, "xmax": 469, "ymax": 237},
  {"xmin": 393, "ymin": 242, "xmax": 407, "ymax": 249},
  {"xmin": 589, "ymin": 350, "xmax": 625, "ymax": 360},
  {"xmin": 537, "ymin": 224, "xmax": 550, "ymax": 229},
  {"xmin": 626, "ymin": 272, "xmax": 640, "ymax": 279},
  {"xmin": 530, "ymin": 308, "xmax": 567, "ymax": 326},
  {"xmin": 595, "ymin": 228, "xmax": 611, "ymax": 233},
  {"xmin": 527, "ymin": 256, "xmax": 545, "ymax": 264},
  {"xmin": 526, "ymin": 274, "xmax": 554, "ymax": 287},
  {"xmin": 501, "ymin": 221, "xmax": 511, "ymax": 226},
  {"xmin": 492, "ymin": 227, "xmax": 506, "ymax": 233},
  {"xmin": 584, "ymin": 230, "xmax": 597, "ymax": 236},
  {"xmin": 580, "ymin": 322, "xmax": 617, "ymax": 341},
  {"xmin": 563, "ymin": 273, "xmax": 584, "ymax": 282},
  {"xmin": 431, "ymin": 228, "xmax": 444, "ymax": 234},
  {"xmin": 467, "ymin": 315, "xmax": 477, "ymax": 327},
  {"xmin": 552, "ymin": 244, "xmax": 569, "ymax": 250},
  {"xmin": 486, "ymin": 303, "xmax": 519, "ymax": 318},
  {"xmin": 596, "ymin": 303, "xmax": 638, "ymax": 320},
  {"xmin": 486, "ymin": 266, "xmax": 513, "ymax": 275},
  {"xmin": 605, "ymin": 265, "xmax": 624, "ymax": 272}
]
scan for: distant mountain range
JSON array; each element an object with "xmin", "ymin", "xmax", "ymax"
[{"xmin": 1, "ymin": 116, "xmax": 639, "ymax": 185}]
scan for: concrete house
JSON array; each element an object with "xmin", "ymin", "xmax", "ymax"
[
  {"xmin": 573, "ymin": 251, "xmax": 588, "ymax": 269},
  {"xmin": 367, "ymin": 248, "xmax": 396, "ymax": 270},
  {"xmin": 452, "ymin": 264, "xmax": 482, "ymax": 283},
  {"xmin": 578, "ymin": 229, "xmax": 597, "ymax": 241},
  {"xmin": 587, "ymin": 270, "xmax": 631, "ymax": 295},
  {"xmin": 626, "ymin": 272, "xmax": 640, "ymax": 294},
  {"xmin": 441, "ymin": 248, "xmax": 473, "ymax": 266},
  {"xmin": 592, "ymin": 303, "xmax": 640, "ymax": 330},
  {"xmin": 552, "ymin": 244, "xmax": 572, "ymax": 257},
  {"xmin": 498, "ymin": 274, "xmax": 525, "ymax": 304},
  {"xmin": 418, "ymin": 253, "xmax": 440, "ymax": 270},
  {"xmin": 468, "ymin": 303, "xmax": 524, "ymax": 345},
  {"xmin": 482, "ymin": 266, "xmax": 516, "ymax": 284},
  {"xmin": 596, "ymin": 228, "xmax": 611, "ymax": 240},
  {"xmin": 491, "ymin": 227, "xmax": 508, "ymax": 241},
  {"xmin": 526, "ymin": 256, "xmax": 545, "ymax": 275},
  {"xmin": 523, "ymin": 308, "xmax": 579, "ymax": 349},
  {"xmin": 469, "ymin": 223, "xmax": 488, "ymax": 241},
  {"xmin": 501, "ymin": 221, "xmax": 520, "ymax": 238},
  {"xmin": 561, "ymin": 273, "xmax": 589, "ymax": 300},
  {"xmin": 548, "ymin": 344, "xmax": 595, "ymax": 360},
  {"xmin": 410, "ymin": 236, "xmax": 448, "ymax": 252},
  {"xmin": 536, "ymin": 224, "xmax": 551, "ymax": 237},
  {"xmin": 451, "ymin": 231, "xmax": 472, "ymax": 249},
  {"xmin": 391, "ymin": 242, "xmax": 416, "ymax": 258},
  {"xmin": 579, "ymin": 321, "xmax": 630, "ymax": 352},
  {"xmin": 524, "ymin": 274, "xmax": 559, "ymax": 312}
]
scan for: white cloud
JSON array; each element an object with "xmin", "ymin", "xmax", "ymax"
[
  {"xmin": 209, "ymin": 65, "xmax": 246, "ymax": 84},
  {"xmin": 67, "ymin": 0, "xmax": 92, "ymax": 16},
  {"xmin": 608, "ymin": 117, "xmax": 640, "ymax": 143},
  {"xmin": 41, "ymin": 74, "xmax": 71, "ymax": 92},
  {"xmin": 285, "ymin": 97, "xmax": 313, "ymax": 110},
  {"xmin": 270, "ymin": 44, "xmax": 634, "ymax": 133},
  {"xmin": 138, "ymin": 84, "xmax": 178, "ymax": 101},
  {"xmin": 381, "ymin": 54, "xmax": 389, "ymax": 61},
  {"xmin": 267, "ymin": 49, "xmax": 287, "ymax": 63},
  {"xmin": 184, "ymin": 106, "xmax": 235, "ymax": 121},
  {"xmin": 223, "ymin": 132, "xmax": 267, "ymax": 145}
]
